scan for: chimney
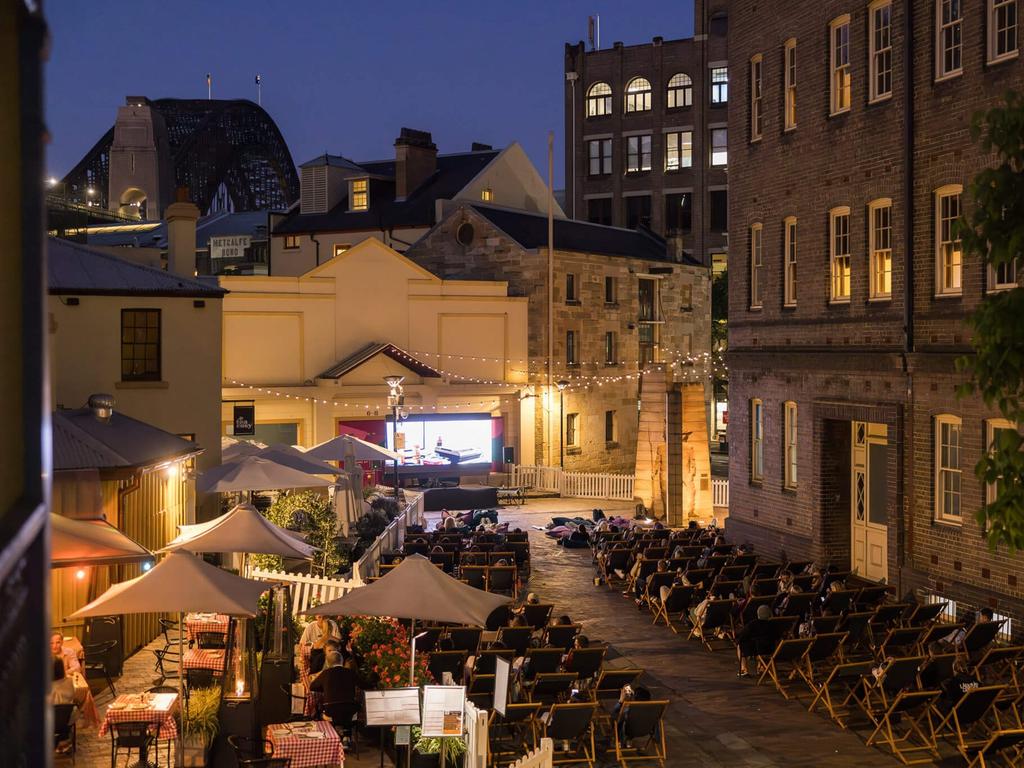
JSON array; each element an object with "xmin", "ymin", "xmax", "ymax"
[
  {"xmin": 394, "ymin": 128, "xmax": 437, "ymax": 200},
  {"xmin": 165, "ymin": 187, "xmax": 200, "ymax": 277},
  {"xmin": 88, "ymin": 394, "xmax": 115, "ymax": 422}
]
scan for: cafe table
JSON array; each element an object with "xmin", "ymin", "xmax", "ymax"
[
  {"xmin": 266, "ymin": 720, "xmax": 344, "ymax": 768},
  {"xmin": 184, "ymin": 612, "xmax": 230, "ymax": 641},
  {"xmin": 100, "ymin": 691, "xmax": 178, "ymax": 765},
  {"xmin": 182, "ymin": 647, "xmax": 227, "ymax": 675}
]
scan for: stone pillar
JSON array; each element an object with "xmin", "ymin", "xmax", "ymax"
[
  {"xmin": 681, "ymin": 382, "xmax": 714, "ymax": 522},
  {"xmin": 634, "ymin": 366, "xmax": 668, "ymax": 518}
]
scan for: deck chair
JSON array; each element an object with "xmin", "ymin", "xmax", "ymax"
[
  {"xmin": 626, "ymin": 559, "xmax": 661, "ymax": 595},
  {"xmin": 872, "ymin": 603, "xmax": 913, "ymax": 630},
  {"xmin": 523, "ymin": 603, "xmax": 554, "ymax": 630},
  {"xmin": 564, "ymin": 647, "xmax": 606, "ymax": 684},
  {"xmin": 600, "ymin": 548, "xmax": 630, "ymax": 587},
  {"xmin": 905, "ymin": 601, "xmax": 948, "ymax": 626},
  {"xmin": 732, "ymin": 553, "xmax": 758, "ymax": 568},
  {"xmin": 808, "ymin": 659, "xmax": 875, "ymax": 728},
  {"xmin": 467, "ymin": 673, "xmax": 497, "ymax": 709},
  {"xmin": 497, "ymin": 627, "xmax": 532, "ymax": 657},
  {"xmin": 779, "ymin": 592, "xmax": 817, "ymax": 619},
  {"xmin": 545, "ymin": 624, "xmax": 581, "ymax": 651},
  {"xmin": 544, "ymin": 703, "xmax": 597, "ymax": 768},
  {"xmin": 794, "ymin": 632, "xmax": 847, "ymax": 698},
  {"xmin": 961, "ymin": 621, "xmax": 1007, "ymax": 658},
  {"xmin": 851, "ymin": 656, "xmax": 928, "ymax": 728},
  {"xmin": 812, "ymin": 615, "xmax": 843, "ymax": 635},
  {"xmin": 917, "ymin": 653, "xmax": 958, "ymax": 691},
  {"xmin": 739, "ymin": 595, "xmax": 777, "ymax": 625},
  {"xmin": 462, "ymin": 551, "xmax": 488, "ymax": 567},
  {"xmin": 750, "ymin": 563, "xmax": 780, "ymax": 579},
  {"xmin": 682, "ymin": 568, "xmax": 715, "ymax": 589},
  {"xmin": 530, "ymin": 672, "xmax": 577, "ymax": 704},
  {"xmin": 718, "ymin": 565, "xmax": 749, "ymax": 581},
  {"xmin": 613, "ymin": 700, "xmax": 669, "ymax": 768},
  {"xmin": 750, "ymin": 578, "xmax": 779, "ymax": 597},
  {"xmin": 785, "ymin": 560, "xmax": 812, "ymax": 574},
  {"xmin": 709, "ymin": 579, "xmax": 743, "ymax": 600},
  {"xmin": 508, "ymin": 541, "xmax": 531, "ymax": 569},
  {"xmin": 703, "ymin": 555, "xmax": 729, "ymax": 574},
  {"xmin": 865, "ymin": 689, "xmax": 941, "ymax": 765},
  {"xmin": 488, "ymin": 566, "xmax": 518, "ymax": 598},
  {"xmin": 643, "ymin": 573, "xmax": 675, "ymax": 607},
  {"xmin": 876, "ymin": 626, "xmax": 926, "ymax": 659},
  {"xmin": 820, "ymin": 589, "xmax": 858, "ymax": 615},
  {"xmin": 592, "ymin": 669, "xmax": 644, "ymax": 704},
  {"xmin": 462, "ymin": 564, "xmax": 488, "ymax": 590},
  {"xmin": 475, "ymin": 648, "xmax": 515, "ymax": 675},
  {"xmin": 430, "ymin": 550, "xmax": 456, "ymax": 573},
  {"xmin": 427, "ymin": 650, "xmax": 467, "ymax": 684},
  {"xmin": 973, "ymin": 646, "xmax": 1024, "ymax": 692},
  {"xmin": 855, "ymin": 585, "xmax": 890, "ymax": 610},
  {"xmin": 488, "ymin": 703, "xmax": 542, "ymax": 766},
  {"xmin": 689, "ymin": 599, "xmax": 736, "ymax": 651},
  {"xmin": 522, "ymin": 648, "xmax": 564, "ymax": 681},
  {"xmin": 651, "ymin": 585, "xmax": 696, "ymax": 631},
  {"xmin": 837, "ymin": 612, "xmax": 875, "ymax": 658},
  {"xmin": 918, "ymin": 622, "xmax": 964, "ymax": 653},
  {"xmin": 966, "ymin": 729, "xmax": 1024, "ymax": 768},
  {"xmin": 449, "ymin": 627, "xmax": 484, "ymax": 655},
  {"xmin": 933, "ymin": 685, "xmax": 1006, "ymax": 763},
  {"xmin": 757, "ymin": 635, "xmax": 812, "ymax": 699},
  {"xmin": 489, "ymin": 551, "xmax": 515, "ymax": 566}
]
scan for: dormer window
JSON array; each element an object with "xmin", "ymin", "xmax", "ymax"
[{"xmin": 349, "ymin": 178, "xmax": 369, "ymax": 211}]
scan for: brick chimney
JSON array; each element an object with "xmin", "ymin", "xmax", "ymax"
[
  {"xmin": 394, "ymin": 128, "xmax": 437, "ymax": 200},
  {"xmin": 165, "ymin": 187, "xmax": 200, "ymax": 277}
]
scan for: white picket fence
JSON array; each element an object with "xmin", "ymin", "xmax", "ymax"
[
  {"xmin": 712, "ymin": 478, "xmax": 729, "ymax": 508},
  {"xmin": 463, "ymin": 701, "xmax": 490, "ymax": 768},
  {"xmin": 508, "ymin": 739, "xmax": 554, "ymax": 768},
  {"xmin": 355, "ymin": 491, "xmax": 425, "ymax": 582},
  {"xmin": 511, "ymin": 465, "xmax": 635, "ymax": 501},
  {"xmin": 249, "ymin": 567, "xmax": 360, "ymax": 613}
]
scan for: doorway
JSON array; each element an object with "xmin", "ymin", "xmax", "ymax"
[{"xmin": 851, "ymin": 421, "xmax": 888, "ymax": 583}]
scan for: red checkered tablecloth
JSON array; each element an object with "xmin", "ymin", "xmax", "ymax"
[
  {"xmin": 182, "ymin": 648, "xmax": 226, "ymax": 675},
  {"xmin": 298, "ymin": 644, "xmax": 322, "ymax": 717},
  {"xmin": 185, "ymin": 613, "xmax": 229, "ymax": 641},
  {"xmin": 100, "ymin": 692, "xmax": 178, "ymax": 740},
  {"xmin": 266, "ymin": 721, "xmax": 344, "ymax": 768}
]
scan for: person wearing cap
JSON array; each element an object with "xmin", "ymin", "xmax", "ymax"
[{"xmin": 734, "ymin": 604, "xmax": 776, "ymax": 677}]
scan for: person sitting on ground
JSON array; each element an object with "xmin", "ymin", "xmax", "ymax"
[
  {"xmin": 50, "ymin": 633, "xmax": 81, "ymax": 676},
  {"xmin": 734, "ymin": 604, "xmax": 776, "ymax": 676}
]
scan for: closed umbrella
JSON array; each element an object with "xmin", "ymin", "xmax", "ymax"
[
  {"xmin": 331, "ymin": 473, "xmax": 362, "ymax": 538},
  {"xmin": 51, "ymin": 514, "xmax": 153, "ymax": 569},
  {"xmin": 197, "ymin": 456, "xmax": 334, "ymax": 494},
  {"xmin": 161, "ymin": 502, "xmax": 316, "ymax": 560}
]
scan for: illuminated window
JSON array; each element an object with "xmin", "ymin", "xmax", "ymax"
[
  {"xmin": 935, "ymin": 414, "xmax": 962, "ymax": 523},
  {"xmin": 333, "ymin": 243, "xmax": 351, "ymax": 258},
  {"xmin": 870, "ymin": 1, "xmax": 893, "ymax": 101},
  {"xmin": 750, "ymin": 223, "xmax": 763, "ymax": 309},
  {"xmin": 625, "ymin": 135, "xmax": 652, "ymax": 173},
  {"xmin": 784, "ymin": 216, "xmax": 797, "ymax": 307},
  {"xmin": 869, "ymin": 199, "xmax": 893, "ymax": 299},
  {"xmin": 349, "ymin": 178, "xmax": 368, "ymax": 211},
  {"xmin": 751, "ymin": 398, "xmax": 764, "ymax": 482},
  {"xmin": 989, "ymin": 0, "xmax": 1019, "ymax": 63},
  {"xmin": 666, "ymin": 73, "xmax": 692, "ymax": 108},
  {"xmin": 784, "ymin": 401, "xmax": 798, "ymax": 488},
  {"xmin": 665, "ymin": 131, "xmax": 693, "ymax": 171},
  {"xmin": 710, "ymin": 128, "xmax": 728, "ymax": 166},
  {"xmin": 750, "ymin": 55, "xmax": 763, "ymax": 141},
  {"xmin": 937, "ymin": 0, "xmax": 963, "ymax": 79},
  {"xmin": 481, "ymin": 187, "xmax": 493, "ymax": 202},
  {"xmin": 784, "ymin": 39, "xmax": 797, "ymax": 130},
  {"xmin": 624, "ymin": 77, "xmax": 652, "ymax": 113},
  {"xmin": 710, "ymin": 67, "xmax": 729, "ymax": 104},
  {"xmin": 284, "ymin": 235, "xmax": 300, "ymax": 249},
  {"xmin": 586, "ymin": 82, "xmax": 612, "ymax": 117},
  {"xmin": 830, "ymin": 16, "xmax": 851, "ymax": 114},
  {"xmin": 935, "ymin": 185, "xmax": 963, "ymax": 296},
  {"xmin": 830, "ymin": 207, "xmax": 851, "ymax": 302},
  {"xmin": 566, "ymin": 413, "xmax": 580, "ymax": 447},
  {"xmin": 588, "ymin": 139, "xmax": 612, "ymax": 176}
]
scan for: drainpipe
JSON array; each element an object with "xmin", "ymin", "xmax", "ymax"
[
  {"xmin": 310, "ymin": 232, "xmax": 321, "ymax": 267},
  {"xmin": 900, "ymin": 0, "xmax": 916, "ymax": 598}
]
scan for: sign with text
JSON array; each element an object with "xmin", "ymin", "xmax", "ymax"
[
  {"xmin": 210, "ymin": 235, "xmax": 251, "ymax": 261},
  {"xmin": 421, "ymin": 685, "xmax": 466, "ymax": 737},
  {"xmin": 233, "ymin": 404, "xmax": 255, "ymax": 436},
  {"xmin": 364, "ymin": 688, "xmax": 421, "ymax": 726},
  {"xmin": 493, "ymin": 657, "xmax": 510, "ymax": 715}
]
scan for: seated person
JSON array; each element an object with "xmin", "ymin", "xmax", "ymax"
[
  {"xmin": 311, "ymin": 651, "xmax": 359, "ymax": 728},
  {"xmin": 302, "ymin": 615, "xmax": 342, "ymax": 674},
  {"xmin": 634, "ymin": 559, "xmax": 669, "ymax": 604},
  {"xmin": 611, "ymin": 684, "xmax": 653, "ymax": 747},
  {"xmin": 51, "ymin": 659, "xmax": 78, "ymax": 753},
  {"xmin": 50, "ymin": 633, "xmax": 81, "ymax": 676},
  {"xmin": 734, "ymin": 604, "xmax": 775, "ymax": 676},
  {"xmin": 563, "ymin": 635, "xmax": 589, "ymax": 666},
  {"xmin": 937, "ymin": 659, "xmax": 980, "ymax": 712},
  {"xmin": 941, "ymin": 608, "xmax": 992, "ymax": 650},
  {"xmin": 559, "ymin": 526, "xmax": 590, "ymax": 549}
]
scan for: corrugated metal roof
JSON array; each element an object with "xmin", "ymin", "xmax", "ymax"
[
  {"xmin": 317, "ymin": 342, "xmax": 441, "ymax": 380},
  {"xmin": 53, "ymin": 406, "xmax": 200, "ymax": 471},
  {"xmin": 47, "ymin": 237, "xmax": 226, "ymax": 297}
]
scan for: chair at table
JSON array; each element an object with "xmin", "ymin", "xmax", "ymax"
[
  {"xmin": 497, "ymin": 626, "xmax": 532, "ymax": 657},
  {"xmin": 83, "ymin": 639, "xmax": 119, "ymax": 700},
  {"xmin": 147, "ymin": 686, "xmax": 179, "ymax": 766},
  {"xmin": 53, "ymin": 703, "xmax": 77, "ymax": 764},
  {"xmin": 323, "ymin": 701, "xmax": 361, "ymax": 756},
  {"xmin": 545, "ymin": 624, "xmax": 581, "ymax": 652},
  {"xmin": 196, "ymin": 631, "xmax": 226, "ymax": 650},
  {"xmin": 488, "ymin": 703, "xmax": 541, "ymax": 767},
  {"xmin": 227, "ymin": 734, "xmax": 291, "ymax": 767},
  {"xmin": 427, "ymin": 651, "xmax": 467, "ymax": 685},
  {"xmin": 449, "ymin": 627, "xmax": 483, "ymax": 655},
  {"xmin": 110, "ymin": 721, "xmax": 156, "ymax": 768},
  {"xmin": 865, "ymin": 689, "xmax": 941, "ymax": 765},
  {"xmin": 613, "ymin": 700, "xmax": 669, "ymax": 768},
  {"xmin": 523, "ymin": 603, "xmax": 553, "ymax": 630},
  {"xmin": 154, "ymin": 618, "xmax": 181, "ymax": 681},
  {"xmin": 543, "ymin": 703, "xmax": 597, "ymax": 768},
  {"xmin": 932, "ymin": 685, "xmax": 1006, "ymax": 764}
]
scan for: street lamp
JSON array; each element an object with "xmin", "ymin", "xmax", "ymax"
[
  {"xmin": 384, "ymin": 376, "xmax": 405, "ymax": 502},
  {"xmin": 556, "ymin": 380, "xmax": 569, "ymax": 468}
]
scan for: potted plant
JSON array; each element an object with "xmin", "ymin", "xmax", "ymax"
[
  {"xmin": 411, "ymin": 727, "xmax": 466, "ymax": 768},
  {"xmin": 179, "ymin": 686, "xmax": 221, "ymax": 767}
]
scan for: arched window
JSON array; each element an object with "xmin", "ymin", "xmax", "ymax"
[
  {"xmin": 624, "ymin": 77, "xmax": 652, "ymax": 112},
  {"xmin": 666, "ymin": 73, "xmax": 692, "ymax": 108},
  {"xmin": 586, "ymin": 82, "xmax": 612, "ymax": 117}
]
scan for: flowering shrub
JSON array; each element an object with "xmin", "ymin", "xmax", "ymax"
[{"xmin": 345, "ymin": 616, "xmax": 433, "ymax": 688}]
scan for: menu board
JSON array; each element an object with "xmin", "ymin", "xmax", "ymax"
[
  {"xmin": 420, "ymin": 685, "xmax": 466, "ymax": 737},
  {"xmin": 493, "ymin": 657, "xmax": 510, "ymax": 715},
  {"xmin": 364, "ymin": 688, "xmax": 422, "ymax": 726}
]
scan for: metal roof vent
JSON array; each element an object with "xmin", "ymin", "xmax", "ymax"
[{"xmin": 87, "ymin": 393, "xmax": 115, "ymax": 422}]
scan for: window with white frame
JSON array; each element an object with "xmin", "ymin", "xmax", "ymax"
[
  {"xmin": 936, "ymin": 0, "xmax": 963, "ymax": 79},
  {"xmin": 830, "ymin": 207, "xmax": 851, "ymax": 302},
  {"xmin": 566, "ymin": 413, "xmax": 580, "ymax": 447},
  {"xmin": 586, "ymin": 82, "xmax": 612, "ymax": 117},
  {"xmin": 665, "ymin": 131, "xmax": 693, "ymax": 171},
  {"xmin": 936, "ymin": 185, "xmax": 963, "ymax": 296},
  {"xmin": 924, "ymin": 592, "xmax": 958, "ymax": 622},
  {"xmin": 710, "ymin": 127, "xmax": 728, "ymax": 166},
  {"xmin": 711, "ymin": 67, "xmax": 729, "ymax": 104},
  {"xmin": 991, "ymin": 610, "xmax": 1014, "ymax": 642},
  {"xmin": 349, "ymin": 178, "xmax": 369, "ymax": 211},
  {"xmin": 869, "ymin": 199, "xmax": 893, "ymax": 299},
  {"xmin": 990, "ymin": 258, "xmax": 1019, "ymax": 291},
  {"xmin": 935, "ymin": 414, "xmax": 962, "ymax": 523},
  {"xmin": 751, "ymin": 398, "xmax": 764, "ymax": 482},
  {"xmin": 985, "ymin": 418, "xmax": 1017, "ymax": 506},
  {"xmin": 625, "ymin": 135, "xmax": 652, "ymax": 173},
  {"xmin": 750, "ymin": 55, "xmax": 763, "ymax": 141},
  {"xmin": 784, "ymin": 39, "xmax": 797, "ymax": 130},
  {"xmin": 624, "ymin": 77, "xmax": 652, "ymax": 112},
  {"xmin": 588, "ymin": 139, "xmax": 612, "ymax": 176},
  {"xmin": 830, "ymin": 16, "xmax": 851, "ymax": 114},
  {"xmin": 750, "ymin": 223, "xmax": 763, "ymax": 309},
  {"xmin": 784, "ymin": 401, "xmax": 798, "ymax": 488},
  {"xmin": 989, "ymin": 0, "xmax": 1019, "ymax": 63},
  {"xmin": 667, "ymin": 73, "xmax": 693, "ymax": 108},
  {"xmin": 784, "ymin": 216, "xmax": 798, "ymax": 306},
  {"xmin": 869, "ymin": 1, "xmax": 893, "ymax": 101}
]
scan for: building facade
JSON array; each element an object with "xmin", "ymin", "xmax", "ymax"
[
  {"xmin": 563, "ymin": 0, "xmax": 729, "ymax": 269},
  {"xmin": 727, "ymin": 0, "xmax": 1024, "ymax": 636}
]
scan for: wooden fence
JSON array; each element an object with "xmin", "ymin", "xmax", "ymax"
[
  {"xmin": 508, "ymin": 739, "xmax": 553, "ymax": 768},
  {"xmin": 249, "ymin": 567, "xmax": 360, "ymax": 613}
]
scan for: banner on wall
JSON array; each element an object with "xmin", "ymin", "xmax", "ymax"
[{"xmin": 233, "ymin": 404, "xmax": 255, "ymax": 435}]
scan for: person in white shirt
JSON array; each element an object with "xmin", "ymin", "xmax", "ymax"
[
  {"xmin": 301, "ymin": 615, "xmax": 341, "ymax": 674},
  {"xmin": 50, "ymin": 633, "xmax": 81, "ymax": 675}
]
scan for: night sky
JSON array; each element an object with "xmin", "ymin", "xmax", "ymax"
[{"xmin": 45, "ymin": 0, "xmax": 694, "ymax": 189}]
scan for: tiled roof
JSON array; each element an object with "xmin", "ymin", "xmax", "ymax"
[
  {"xmin": 47, "ymin": 238, "xmax": 225, "ymax": 297},
  {"xmin": 53, "ymin": 406, "xmax": 200, "ymax": 471},
  {"xmin": 317, "ymin": 342, "xmax": 441, "ymax": 380}
]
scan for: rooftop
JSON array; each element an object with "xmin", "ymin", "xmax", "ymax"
[{"xmin": 316, "ymin": 342, "xmax": 442, "ymax": 380}]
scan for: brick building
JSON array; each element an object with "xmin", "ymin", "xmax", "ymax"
[
  {"xmin": 727, "ymin": 0, "xmax": 1024, "ymax": 636},
  {"xmin": 563, "ymin": 0, "xmax": 729, "ymax": 270}
]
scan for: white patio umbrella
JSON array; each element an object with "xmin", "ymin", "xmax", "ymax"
[
  {"xmin": 51, "ymin": 514, "xmax": 153, "ymax": 569},
  {"xmin": 305, "ymin": 434, "xmax": 400, "ymax": 463},
  {"xmin": 197, "ymin": 456, "xmax": 334, "ymax": 494},
  {"xmin": 222, "ymin": 437, "xmax": 265, "ymax": 462},
  {"xmin": 161, "ymin": 502, "xmax": 316, "ymax": 560},
  {"xmin": 256, "ymin": 444, "xmax": 342, "ymax": 476}
]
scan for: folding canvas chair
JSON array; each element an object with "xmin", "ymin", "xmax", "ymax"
[
  {"xmin": 523, "ymin": 603, "xmax": 554, "ymax": 630},
  {"xmin": 961, "ymin": 621, "xmax": 1007, "ymax": 659},
  {"xmin": 508, "ymin": 541, "xmax": 531, "ymax": 569},
  {"xmin": 703, "ymin": 555, "xmax": 729, "ymax": 574},
  {"xmin": 837, "ymin": 612, "xmax": 875, "ymax": 658},
  {"xmin": 808, "ymin": 659, "xmax": 875, "ymax": 728},
  {"xmin": 543, "ymin": 703, "xmax": 597, "ymax": 768},
  {"xmin": 497, "ymin": 626, "xmax": 532, "ymax": 657},
  {"xmin": 850, "ymin": 656, "xmax": 928, "ymax": 728},
  {"xmin": 467, "ymin": 673, "xmax": 497, "ymax": 709},
  {"xmin": 626, "ymin": 559, "xmax": 660, "ymax": 595},
  {"xmin": 718, "ymin": 565, "xmax": 749, "ymax": 581},
  {"xmin": 430, "ymin": 550, "xmax": 456, "ymax": 573},
  {"xmin": 564, "ymin": 647, "xmax": 606, "ymax": 684},
  {"xmin": 917, "ymin": 653, "xmax": 958, "ymax": 691},
  {"xmin": 755, "ymin": 636, "xmax": 811, "ymax": 698},
  {"xmin": 750, "ymin": 578, "xmax": 779, "ymax": 597},
  {"xmin": 966, "ymin": 729, "xmax": 1024, "ymax": 768},
  {"xmin": 750, "ymin": 563, "xmax": 780, "ymax": 579},
  {"xmin": 643, "ymin": 573, "xmax": 675, "ymax": 608},
  {"xmin": 651, "ymin": 584, "xmax": 696, "ymax": 631},
  {"xmin": 779, "ymin": 592, "xmax": 817, "ymax": 620},
  {"xmin": 812, "ymin": 615, "xmax": 843, "ymax": 635},
  {"xmin": 872, "ymin": 603, "xmax": 913, "ymax": 631},
  {"xmin": 854, "ymin": 585, "xmax": 890, "ymax": 610},
  {"xmin": 794, "ymin": 632, "xmax": 847, "ymax": 698},
  {"xmin": 739, "ymin": 595, "xmax": 777, "ymax": 626},
  {"xmin": 876, "ymin": 626, "xmax": 926, "ymax": 659},
  {"xmin": 488, "ymin": 566, "xmax": 518, "ymax": 599},
  {"xmin": 545, "ymin": 624, "xmax": 581, "ymax": 652},
  {"xmin": 709, "ymin": 579, "xmax": 743, "ymax": 600},
  {"xmin": 428, "ymin": 650, "xmax": 467, "ymax": 684},
  {"xmin": 820, "ymin": 589, "xmax": 858, "ymax": 615},
  {"xmin": 462, "ymin": 564, "xmax": 488, "ymax": 590},
  {"xmin": 918, "ymin": 622, "xmax": 964, "ymax": 653},
  {"xmin": 449, "ymin": 627, "xmax": 484, "ymax": 655},
  {"xmin": 592, "ymin": 669, "xmax": 644, "ymax": 704},
  {"xmin": 475, "ymin": 648, "xmax": 515, "ymax": 676},
  {"xmin": 932, "ymin": 685, "xmax": 1006, "ymax": 763},
  {"xmin": 683, "ymin": 569, "xmax": 715, "ymax": 589},
  {"xmin": 613, "ymin": 701, "xmax": 669, "ymax": 768},
  {"xmin": 600, "ymin": 548, "xmax": 630, "ymax": 588},
  {"xmin": 522, "ymin": 648, "xmax": 564, "ymax": 681},
  {"xmin": 865, "ymin": 689, "xmax": 941, "ymax": 765},
  {"xmin": 972, "ymin": 646, "xmax": 1024, "ymax": 692},
  {"xmin": 688, "ymin": 599, "xmax": 736, "ymax": 651},
  {"xmin": 785, "ymin": 561, "xmax": 812, "ymax": 574},
  {"xmin": 488, "ymin": 703, "xmax": 542, "ymax": 766},
  {"xmin": 488, "ymin": 551, "xmax": 515, "ymax": 566},
  {"xmin": 731, "ymin": 553, "xmax": 758, "ymax": 568},
  {"xmin": 905, "ymin": 601, "xmax": 948, "ymax": 626},
  {"xmin": 530, "ymin": 672, "xmax": 577, "ymax": 704}
]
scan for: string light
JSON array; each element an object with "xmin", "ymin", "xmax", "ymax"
[{"xmin": 225, "ymin": 379, "xmax": 509, "ymax": 410}]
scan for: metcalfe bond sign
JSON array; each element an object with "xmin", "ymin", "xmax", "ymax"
[{"xmin": 210, "ymin": 235, "xmax": 251, "ymax": 260}]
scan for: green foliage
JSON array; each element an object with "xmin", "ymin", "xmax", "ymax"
[
  {"xmin": 183, "ymin": 686, "xmax": 221, "ymax": 743},
  {"xmin": 250, "ymin": 491, "xmax": 347, "ymax": 576},
  {"xmin": 412, "ymin": 727, "xmax": 467, "ymax": 761},
  {"xmin": 956, "ymin": 91, "xmax": 1024, "ymax": 550},
  {"xmin": 355, "ymin": 508, "xmax": 391, "ymax": 545}
]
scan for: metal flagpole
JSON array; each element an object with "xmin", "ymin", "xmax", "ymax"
[
  {"xmin": 255, "ymin": 74, "xmax": 262, "ymax": 106},
  {"xmin": 206, "ymin": 73, "xmax": 211, "ymax": 100}
]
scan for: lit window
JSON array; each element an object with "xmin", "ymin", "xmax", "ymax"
[
  {"xmin": 605, "ymin": 410, "xmax": 617, "ymax": 444},
  {"xmin": 751, "ymin": 398, "xmax": 764, "ymax": 482},
  {"xmin": 566, "ymin": 329, "xmax": 578, "ymax": 364},
  {"xmin": 588, "ymin": 139, "xmax": 612, "ymax": 176},
  {"xmin": 666, "ymin": 73, "xmax": 693, "ymax": 108},
  {"xmin": 830, "ymin": 207, "xmax": 851, "ymax": 302},
  {"xmin": 349, "ymin": 178, "xmax": 368, "ymax": 211},
  {"xmin": 566, "ymin": 273, "xmax": 578, "ymax": 303},
  {"xmin": 624, "ymin": 77, "xmax": 652, "ymax": 112},
  {"xmin": 284, "ymin": 235, "xmax": 300, "ymax": 249},
  {"xmin": 710, "ymin": 67, "xmax": 729, "ymax": 104},
  {"xmin": 935, "ymin": 185, "xmax": 963, "ymax": 296},
  {"xmin": 586, "ymin": 82, "xmax": 612, "ymax": 117},
  {"xmin": 784, "ymin": 216, "xmax": 797, "ymax": 307},
  {"xmin": 333, "ymin": 243, "xmax": 351, "ymax": 258},
  {"xmin": 566, "ymin": 413, "xmax": 580, "ymax": 447},
  {"xmin": 481, "ymin": 188, "xmax": 493, "ymax": 202},
  {"xmin": 869, "ymin": 199, "xmax": 893, "ymax": 299},
  {"xmin": 924, "ymin": 593, "xmax": 958, "ymax": 622},
  {"xmin": 665, "ymin": 131, "xmax": 693, "ymax": 171},
  {"xmin": 830, "ymin": 16, "xmax": 851, "ymax": 114},
  {"xmin": 784, "ymin": 39, "xmax": 797, "ymax": 130},
  {"xmin": 710, "ymin": 127, "xmax": 728, "ymax": 166},
  {"xmin": 750, "ymin": 55, "xmax": 763, "ymax": 141},
  {"xmin": 625, "ymin": 135, "xmax": 652, "ymax": 173},
  {"xmin": 989, "ymin": 0, "xmax": 1019, "ymax": 63},
  {"xmin": 935, "ymin": 414, "xmax": 962, "ymax": 523},
  {"xmin": 750, "ymin": 223, "xmax": 763, "ymax": 309},
  {"xmin": 604, "ymin": 331, "xmax": 617, "ymax": 364},
  {"xmin": 870, "ymin": 1, "xmax": 893, "ymax": 101},
  {"xmin": 937, "ymin": 0, "xmax": 963, "ymax": 79},
  {"xmin": 784, "ymin": 401, "xmax": 798, "ymax": 488}
]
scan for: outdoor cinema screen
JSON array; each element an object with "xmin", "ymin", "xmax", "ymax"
[{"xmin": 385, "ymin": 415, "xmax": 493, "ymax": 466}]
